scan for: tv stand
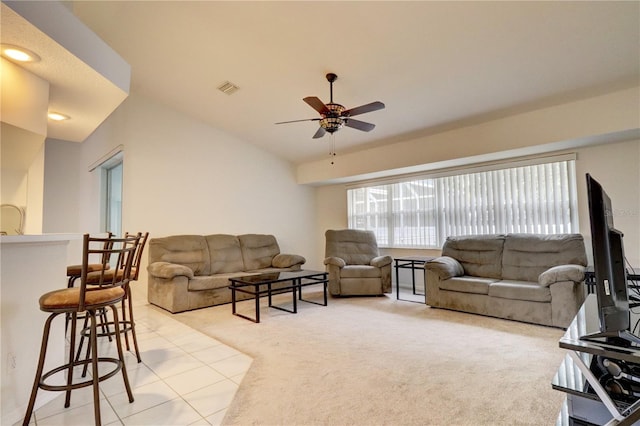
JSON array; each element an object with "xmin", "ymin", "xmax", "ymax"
[
  {"xmin": 580, "ymin": 330, "xmax": 640, "ymax": 347},
  {"xmin": 554, "ymin": 295, "xmax": 640, "ymax": 425}
]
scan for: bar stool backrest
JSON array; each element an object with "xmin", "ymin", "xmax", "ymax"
[
  {"xmin": 79, "ymin": 233, "xmax": 140, "ymax": 311},
  {"xmin": 124, "ymin": 231, "xmax": 149, "ymax": 281},
  {"xmin": 85, "ymin": 231, "xmax": 114, "ymax": 268}
]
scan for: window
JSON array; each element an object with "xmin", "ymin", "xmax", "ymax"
[
  {"xmin": 104, "ymin": 160, "xmax": 123, "ymax": 237},
  {"xmin": 91, "ymin": 148, "xmax": 123, "ymax": 238},
  {"xmin": 348, "ymin": 156, "xmax": 578, "ymax": 248},
  {"xmin": 88, "ymin": 145, "xmax": 124, "ymax": 250}
]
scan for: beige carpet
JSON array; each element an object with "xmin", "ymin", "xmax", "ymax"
[{"xmin": 171, "ymin": 289, "xmax": 567, "ymax": 425}]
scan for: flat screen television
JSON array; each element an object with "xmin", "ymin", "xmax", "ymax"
[{"xmin": 581, "ymin": 173, "xmax": 640, "ymax": 345}]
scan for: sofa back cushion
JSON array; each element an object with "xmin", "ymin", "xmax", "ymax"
[
  {"xmin": 205, "ymin": 234, "xmax": 245, "ymax": 274},
  {"xmin": 148, "ymin": 235, "xmax": 210, "ymax": 276},
  {"xmin": 239, "ymin": 234, "xmax": 280, "ymax": 270},
  {"xmin": 325, "ymin": 229, "xmax": 380, "ymax": 265},
  {"xmin": 502, "ymin": 233, "xmax": 588, "ymax": 282},
  {"xmin": 442, "ymin": 235, "xmax": 505, "ymax": 279}
]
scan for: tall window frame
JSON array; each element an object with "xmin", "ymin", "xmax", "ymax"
[
  {"xmin": 347, "ymin": 154, "xmax": 578, "ymax": 249},
  {"xmin": 89, "ymin": 146, "xmax": 124, "ymax": 238},
  {"xmin": 103, "ymin": 158, "xmax": 123, "ymax": 237}
]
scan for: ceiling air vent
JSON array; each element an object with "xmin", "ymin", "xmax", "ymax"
[{"xmin": 217, "ymin": 81, "xmax": 239, "ymax": 95}]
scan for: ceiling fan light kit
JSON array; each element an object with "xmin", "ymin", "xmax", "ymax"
[{"xmin": 276, "ymin": 73, "xmax": 385, "ymax": 139}]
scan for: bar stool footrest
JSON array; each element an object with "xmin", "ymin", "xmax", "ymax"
[
  {"xmin": 39, "ymin": 357, "xmax": 123, "ymax": 392},
  {"xmin": 80, "ymin": 320, "xmax": 134, "ymax": 338}
]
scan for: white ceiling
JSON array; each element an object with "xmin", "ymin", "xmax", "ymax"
[{"xmin": 67, "ymin": 1, "xmax": 639, "ymax": 164}]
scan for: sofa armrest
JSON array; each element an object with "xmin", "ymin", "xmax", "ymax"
[
  {"xmin": 424, "ymin": 256, "xmax": 464, "ymax": 280},
  {"xmin": 324, "ymin": 256, "xmax": 346, "ymax": 268},
  {"xmin": 272, "ymin": 253, "xmax": 306, "ymax": 268},
  {"xmin": 539, "ymin": 264, "xmax": 585, "ymax": 287},
  {"xmin": 371, "ymin": 255, "xmax": 392, "ymax": 268},
  {"xmin": 147, "ymin": 262, "xmax": 194, "ymax": 280}
]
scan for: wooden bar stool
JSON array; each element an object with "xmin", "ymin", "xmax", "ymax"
[
  {"xmin": 76, "ymin": 232, "xmax": 149, "ymax": 366},
  {"xmin": 23, "ymin": 233, "xmax": 141, "ymax": 426},
  {"xmin": 65, "ymin": 232, "xmax": 113, "ymax": 335}
]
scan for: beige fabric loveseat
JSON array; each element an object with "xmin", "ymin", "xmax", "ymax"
[
  {"xmin": 147, "ymin": 234, "xmax": 306, "ymax": 313},
  {"xmin": 424, "ymin": 234, "xmax": 588, "ymax": 328}
]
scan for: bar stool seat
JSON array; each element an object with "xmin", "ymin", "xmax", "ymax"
[
  {"xmin": 66, "ymin": 263, "xmax": 109, "ymax": 285},
  {"xmin": 41, "ymin": 286, "xmax": 124, "ymax": 310},
  {"xmin": 23, "ymin": 233, "xmax": 140, "ymax": 426}
]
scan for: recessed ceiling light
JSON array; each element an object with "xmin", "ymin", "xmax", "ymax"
[
  {"xmin": 1, "ymin": 44, "xmax": 40, "ymax": 63},
  {"xmin": 48, "ymin": 112, "xmax": 70, "ymax": 121}
]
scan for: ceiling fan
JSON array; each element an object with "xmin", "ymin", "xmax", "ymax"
[{"xmin": 276, "ymin": 73, "xmax": 385, "ymax": 139}]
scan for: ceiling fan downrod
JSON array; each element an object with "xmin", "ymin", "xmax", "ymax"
[
  {"xmin": 321, "ymin": 73, "xmax": 344, "ymax": 134},
  {"xmin": 326, "ymin": 73, "xmax": 337, "ymax": 104}
]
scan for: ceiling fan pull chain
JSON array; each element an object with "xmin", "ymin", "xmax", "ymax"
[{"xmin": 330, "ymin": 134, "xmax": 336, "ymax": 165}]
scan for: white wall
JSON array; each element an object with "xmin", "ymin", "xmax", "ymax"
[
  {"xmin": 0, "ymin": 57, "xmax": 49, "ymax": 135},
  {"xmin": 24, "ymin": 142, "xmax": 45, "ymax": 234},
  {"xmin": 43, "ymin": 138, "xmax": 82, "ymax": 233},
  {"xmin": 575, "ymin": 140, "xmax": 640, "ymax": 267},
  {"xmin": 1, "ymin": 169, "xmax": 27, "ymax": 206},
  {"xmin": 43, "ymin": 93, "xmax": 319, "ymax": 288},
  {"xmin": 315, "ymin": 139, "xmax": 640, "ymax": 268},
  {"xmin": 1, "ymin": 58, "xmax": 49, "ymax": 233}
]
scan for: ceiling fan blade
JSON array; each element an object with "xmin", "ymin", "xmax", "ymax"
[
  {"xmin": 345, "ymin": 118, "xmax": 375, "ymax": 132},
  {"xmin": 343, "ymin": 101, "xmax": 385, "ymax": 117},
  {"xmin": 275, "ymin": 118, "xmax": 320, "ymax": 125},
  {"xmin": 312, "ymin": 127, "xmax": 326, "ymax": 139},
  {"xmin": 303, "ymin": 96, "xmax": 330, "ymax": 115}
]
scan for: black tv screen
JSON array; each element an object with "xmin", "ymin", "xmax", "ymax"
[{"xmin": 582, "ymin": 173, "xmax": 639, "ymax": 345}]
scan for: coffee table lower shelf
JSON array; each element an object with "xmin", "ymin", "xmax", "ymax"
[{"xmin": 228, "ymin": 270, "xmax": 328, "ymax": 323}]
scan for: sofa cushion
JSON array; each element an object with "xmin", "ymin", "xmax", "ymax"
[
  {"xmin": 239, "ymin": 234, "xmax": 280, "ymax": 270},
  {"xmin": 325, "ymin": 229, "xmax": 379, "ymax": 265},
  {"xmin": 502, "ymin": 234, "xmax": 588, "ymax": 282},
  {"xmin": 425, "ymin": 256, "xmax": 464, "ymax": 280},
  {"xmin": 272, "ymin": 253, "xmax": 306, "ymax": 268},
  {"xmin": 439, "ymin": 276, "xmax": 494, "ymax": 294},
  {"xmin": 148, "ymin": 235, "xmax": 210, "ymax": 276},
  {"xmin": 187, "ymin": 271, "xmax": 258, "ymax": 291},
  {"xmin": 206, "ymin": 234, "xmax": 245, "ymax": 274},
  {"xmin": 442, "ymin": 235, "xmax": 505, "ymax": 279},
  {"xmin": 246, "ymin": 267, "xmax": 294, "ymax": 274},
  {"xmin": 324, "ymin": 256, "xmax": 346, "ymax": 268},
  {"xmin": 340, "ymin": 265, "xmax": 382, "ymax": 279},
  {"xmin": 371, "ymin": 255, "xmax": 393, "ymax": 268},
  {"xmin": 488, "ymin": 280, "xmax": 552, "ymax": 303},
  {"xmin": 147, "ymin": 261, "xmax": 194, "ymax": 279},
  {"xmin": 538, "ymin": 264, "xmax": 586, "ymax": 287}
]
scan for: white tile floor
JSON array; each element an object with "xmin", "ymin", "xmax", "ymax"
[{"xmin": 21, "ymin": 303, "xmax": 252, "ymax": 426}]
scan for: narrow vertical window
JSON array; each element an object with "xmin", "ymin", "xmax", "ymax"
[{"xmin": 104, "ymin": 160, "xmax": 123, "ymax": 236}]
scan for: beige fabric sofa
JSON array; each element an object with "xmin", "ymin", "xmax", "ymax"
[
  {"xmin": 147, "ymin": 234, "xmax": 306, "ymax": 313},
  {"xmin": 424, "ymin": 234, "xmax": 587, "ymax": 328},
  {"xmin": 324, "ymin": 229, "xmax": 393, "ymax": 296}
]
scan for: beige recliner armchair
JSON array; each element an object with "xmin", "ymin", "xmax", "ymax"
[{"xmin": 324, "ymin": 229, "xmax": 393, "ymax": 296}]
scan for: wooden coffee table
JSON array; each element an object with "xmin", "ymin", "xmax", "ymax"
[{"xmin": 228, "ymin": 270, "xmax": 328, "ymax": 323}]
